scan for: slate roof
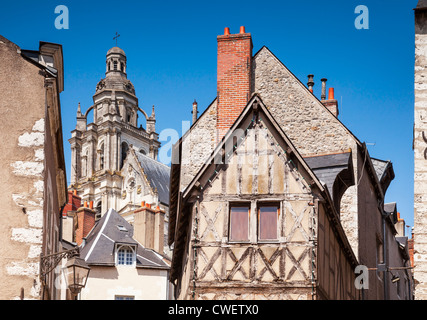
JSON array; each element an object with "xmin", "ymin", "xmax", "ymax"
[
  {"xmin": 136, "ymin": 153, "xmax": 170, "ymax": 206},
  {"xmin": 304, "ymin": 152, "xmax": 352, "ymax": 197},
  {"xmin": 384, "ymin": 202, "xmax": 398, "ymax": 224},
  {"xmin": 80, "ymin": 208, "xmax": 169, "ymax": 269},
  {"xmin": 371, "ymin": 158, "xmax": 390, "ymax": 181},
  {"xmin": 417, "ymin": 0, "xmax": 427, "ymax": 9},
  {"xmin": 371, "ymin": 158, "xmax": 394, "ymax": 194}
]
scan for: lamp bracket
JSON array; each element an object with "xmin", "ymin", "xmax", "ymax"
[{"xmin": 40, "ymin": 247, "xmax": 80, "ymax": 279}]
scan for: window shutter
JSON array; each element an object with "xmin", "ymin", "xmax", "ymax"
[
  {"xmin": 259, "ymin": 206, "xmax": 278, "ymax": 240},
  {"xmin": 230, "ymin": 206, "xmax": 249, "ymax": 241}
]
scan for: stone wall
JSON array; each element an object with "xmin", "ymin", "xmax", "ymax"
[
  {"xmin": 0, "ymin": 37, "xmax": 46, "ymax": 299},
  {"xmin": 180, "ymin": 99, "xmax": 218, "ymax": 190},
  {"xmin": 414, "ymin": 8, "xmax": 427, "ymax": 300},
  {"xmin": 252, "ymin": 47, "xmax": 361, "ymax": 258}
]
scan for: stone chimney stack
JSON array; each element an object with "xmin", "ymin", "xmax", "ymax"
[
  {"xmin": 307, "ymin": 74, "xmax": 314, "ymax": 93},
  {"xmin": 133, "ymin": 201, "xmax": 165, "ymax": 254},
  {"xmin": 216, "ymin": 26, "xmax": 253, "ymax": 141},
  {"xmin": 192, "ymin": 99, "xmax": 198, "ymax": 124},
  {"xmin": 74, "ymin": 201, "xmax": 96, "ymax": 246}
]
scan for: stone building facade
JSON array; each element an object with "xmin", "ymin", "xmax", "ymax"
[
  {"xmin": 67, "ymin": 46, "xmax": 170, "ymax": 256},
  {"xmin": 168, "ymin": 27, "xmax": 411, "ymax": 300},
  {"xmin": 0, "ymin": 36, "xmax": 67, "ymax": 299},
  {"xmin": 414, "ymin": 0, "xmax": 427, "ymax": 300},
  {"xmin": 69, "ymin": 47, "xmax": 168, "ymax": 216}
]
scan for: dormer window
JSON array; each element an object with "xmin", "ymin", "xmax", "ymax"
[{"xmin": 116, "ymin": 245, "xmax": 136, "ymax": 266}]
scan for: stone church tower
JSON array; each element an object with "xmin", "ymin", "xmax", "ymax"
[
  {"xmin": 414, "ymin": 0, "xmax": 427, "ymax": 300},
  {"xmin": 69, "ymin": 46, "xmax": 162, "ymax": 217}
]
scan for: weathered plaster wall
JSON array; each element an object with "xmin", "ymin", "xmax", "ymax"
[
  {"xmin": 81, "ymin": 266, "xmax": 170, "ymax": 300},
  {"xmin": 0, "ymin": 37, "xmax": 46, "ymax": 299}
]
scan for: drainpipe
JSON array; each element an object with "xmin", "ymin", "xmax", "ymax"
[{"xmin": 382, "ymin": 208, "xmax": 389, "ymax": 300}]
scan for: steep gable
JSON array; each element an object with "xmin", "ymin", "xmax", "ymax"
[{"xmin": 253, "ymin": 46, "xmax": 360, "ymax": 156}]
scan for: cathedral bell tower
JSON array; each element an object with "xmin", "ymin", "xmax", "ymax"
[{"xmin": 69, "ymin": 46, "xmax": 161, "ymax": 217}]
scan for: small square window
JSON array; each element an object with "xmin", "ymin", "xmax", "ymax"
[
  {"xmin": 258, "ymin": 205, "xmax": 279, "ymax": 241},
  {"xmin": 229, "ymin": 205, "xmax": 250, "ymax": 242}
]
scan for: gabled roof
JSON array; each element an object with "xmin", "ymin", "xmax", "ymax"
[
  {"xmin": 371, "ymin": 158, "xmax": 394, "ymax": 194},
  {"xmin": 80, "ymin": 208, "xmax": 169, "ymax": 269},
  {"xmin": 135, "ymin": 152, "xmax": 170, "ymax": 206},
  {"xmin": 181, "ymin": 94, "xmax": 325, "ymax": 200}
]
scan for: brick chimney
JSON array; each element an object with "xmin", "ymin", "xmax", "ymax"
[
  {"xmin": 63, "ymin": 190, "xmax": 81, "ymax": 216},
  {"xmin": 74, "ymin": 201, "xmax": 96, "ymax": 246},
  {"xmin": 321, "ymin": 84, "xmax": 339, "ymax": 117},
  {"xmin": 216, "ymin": 26, "xmax": 253, "ymax": 140},
  {"xmin": 133, "ymin": 201, "xmax": 165, "ymax": 254}
]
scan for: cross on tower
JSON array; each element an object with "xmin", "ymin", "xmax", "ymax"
[{"xmin": 113, "ymin": 32, "xmax": 120, "ymax": 47}]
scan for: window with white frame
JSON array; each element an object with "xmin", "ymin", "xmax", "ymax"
[
  {"xmin": 115, "ymin": 295, "xmax": 135, "ymax": 300},
  {"xmin": 116, "ymin": 245, "xmax": 135, "ymax": 266}
]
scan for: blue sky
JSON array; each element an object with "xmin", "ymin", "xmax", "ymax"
[{"xmin": 0, "ymin": 0, "xmax": 417, "ymax": 230}]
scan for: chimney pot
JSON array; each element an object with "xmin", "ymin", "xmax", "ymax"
[
  {"xmin": 307, "ymin": 74, "xmax": 314, "ymax": 93},
  {"xmin": 224, "ymin": 27, "xmax": 230, "ymax": 35},
  {"xmin": 240, "ymin": 26, "xmax": 246, "ymax": 34},
  {"xmin": 84, "ymin": 201, "xmax": 88, "ymax": 208},
  {"xmin": 192, "ymin": 99, "xmax": 198, "ymax": 124},
  {"xmin": 141, "ymin": 201, "xmax": 145, "ymax": 207},
  {"xmin": 89, "ymin": 201, "xmax": 93, "ymax": 209},
  {"xmin": 328, "ymin": 87, "xmax": 335, "ymax": 100},
  {"xmin": 321, "ymin": 78, "xmax": 327, "ymax": 100}
]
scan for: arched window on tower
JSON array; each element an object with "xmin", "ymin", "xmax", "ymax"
[
  {"xmin": 120, "ymin": 62, "xmax": 124, "ymax": 72},
  {"xmin": 108, "ymin": 61, "xmax": 111, "ymax": 71},
  {"xmin": 120, "ymin": 142, "xmax": 129, "ymax": 169},
  {"xmin": 96, "ymin": 201, "xmax": 102, "ymax": 220},
  {"xmin": 99, "ymin": 143, "xmax": 105, "ymax": 170},
  {"xmin": 113, "ymin": 60, "xmax": 118, "ymax": 71}
]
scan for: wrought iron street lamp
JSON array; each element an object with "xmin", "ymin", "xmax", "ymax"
[
  {"xmin": 40, "ymin": 247, "xmax": 90, "ymax": 299},
  {"xmin": 63, "ymin": 256, "xmax": 90, "ymax": 297}
]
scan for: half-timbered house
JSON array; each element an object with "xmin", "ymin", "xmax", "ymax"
[{"xmin": 169, "ymin": 95, "xmax": 359, "ymax": 300}]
